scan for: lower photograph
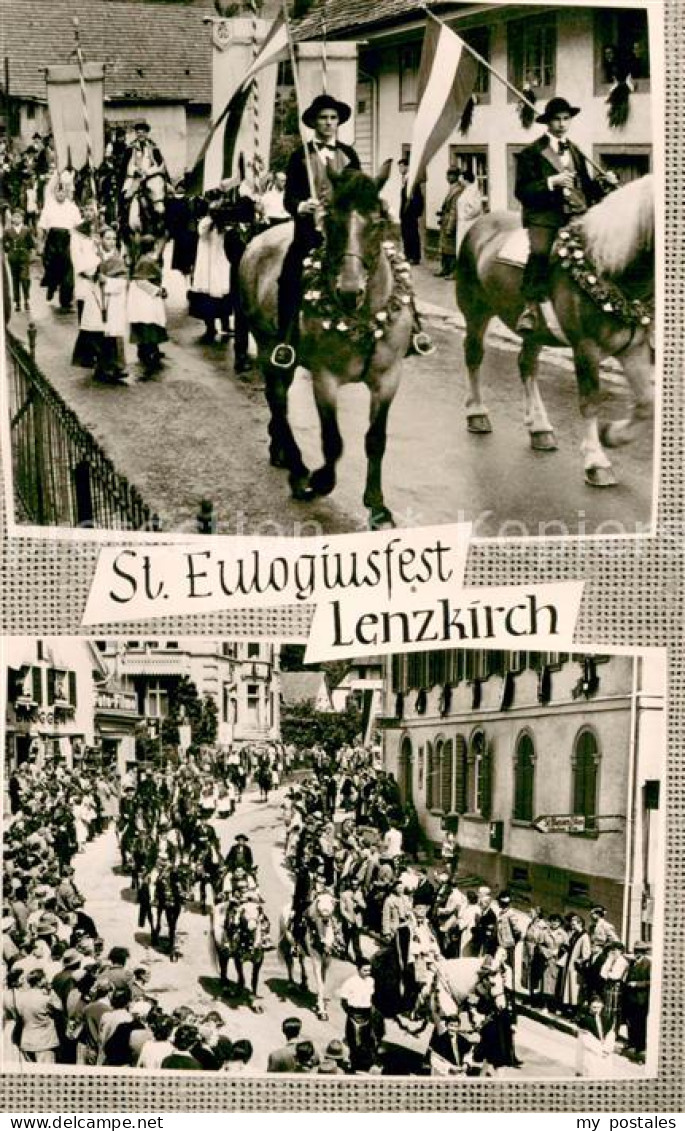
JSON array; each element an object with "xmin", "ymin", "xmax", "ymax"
[{"xmin": 1, "ymin": 638, "xmax": 665, "ymax": 1080}]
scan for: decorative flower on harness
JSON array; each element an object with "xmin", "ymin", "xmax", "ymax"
[
  {"xmin": 301, "ymin": 239, "xmax": 414, "ymax": 349},
  {"xmin": 554, "ymin": 224, "xmax": 653, "ymax": 329}
]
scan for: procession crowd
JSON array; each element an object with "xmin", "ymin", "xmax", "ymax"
[
  {"xmin": 0, "ymin": 125, "xmax": 295, "ymax": 380},
  {"xmin": 278, "ymin": 749, "xmax": 652, "ymax": 1075},
  {"xmin": 2, "ymin": 739, "xmax": 651, "ymax": 1075}
]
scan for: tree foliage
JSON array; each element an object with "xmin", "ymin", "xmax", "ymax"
[{"xmin": 281, "ymin": 699, "xmax": 362, "ymax": 755}]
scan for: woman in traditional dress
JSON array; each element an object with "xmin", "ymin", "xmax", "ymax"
[
  {"xmin": 187, "ymin": 196, "xmax": 231, "ymax": 343},
  {"xmin": 558, "ymin": 913, "xmax": 592, "ymax": 1015},
  {"xmin": 127, "ymin": 235, "xmax": 168, "ymax": 377}
]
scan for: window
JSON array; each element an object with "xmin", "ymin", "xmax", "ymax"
[
  {"xmin": 449, "ymin": 145, "xmax": 489, "ymax": 212},
  {"xmin": 466, "ymin": 730, "xmax": 491, "ymax": 817},
  {"xmin": 165, "ymin": 642, "xmax": 179, "ymax": 650},
  {"xmin": 400, "ymin": 736, "xmax": 414, "ymax": 804},
  {"xmin": 426, "ymin": 741, "xmax": 436, "ymax": 809},
  {"xmin": 222, "ymin": 643, "xmax": 237, "ymax": 658},
  {"xmin": 222, "ymin": 684, "xmax": 232, "ymax": 724},
  {"xmin": 247, "ymin": 643, "xmax": 261, "ymax": 658},
  {"xmin": 246, "ymin": 684, "xmax": 260, "ymax": 727},
  {"xmin": 595, "ymin": 8, "xmax": 650, "ymax": 90},
  {"xmin": 508, "ymin": 14, "xmax": 557, "ymax": 99},
  {"xmin": 572, "ymin": 729, "xmax": 600, "ymax": 824},
  {"xmin": 399, "ymin": 43, "xmax": 421, "ymax": 110},
  {"xmin": 146, "ymin": 680, "xmax": 168, "ymax": 719},
  {"xmin": 462, "ymin": 26, "xmax": 491, "ymax": 99},
  {"xmin": 595, "ymin": 146, "xmax": 652, "ymax": 185},
  {"xmin": 513, "ymin": 732, "xmax": 535, "ymax": 822}
]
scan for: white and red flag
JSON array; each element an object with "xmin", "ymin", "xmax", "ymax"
[{"xmin": 406, "ymin": 17, "xmax": 479, "ymax": 194}]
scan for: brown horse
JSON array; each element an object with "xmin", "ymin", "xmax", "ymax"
[
  {"xmin": 239, "ymin": 164, "xmax": 412, "ymax": 528},
  {"xmin": 457, "ymin": 175, "xmax": 654, "ymax": 487}
]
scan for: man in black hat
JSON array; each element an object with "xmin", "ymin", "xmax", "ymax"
[
  {"xmin": 118, "ymin": 121, "xmax": 168, "ymax": 234},
  {"xmin": 271, "ymin": 92, "xmax": 361, "ymax": 368},
  {"xmin": 224, "ymin": 833, "xmax": 254, "ymax": 873},
  {"xmin": 514, "ymin": 96, "xmax": 617, "ymax": 334}
]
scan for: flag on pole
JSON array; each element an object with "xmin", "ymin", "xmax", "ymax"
[
  {"xmin": 187, "ymin": 12, "xmax": 289, "ymax": 193},
  {"xmin": 406, "ymin": 18, "xmax": 479, "ymax": 194}
]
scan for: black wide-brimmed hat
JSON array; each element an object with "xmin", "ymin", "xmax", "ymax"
[
  {"xmin": 133, "ymin": 120, "xmax": 151, "ymax": 132},
  {"xmin": 302, "ymin": 93, "xmax": 351, "ymax": 129},
  {"xmin": 536, "ymin": 97, "xmax": 580, "ymax": 124}
]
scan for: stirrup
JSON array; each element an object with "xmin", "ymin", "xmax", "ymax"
[
  {"xmin": 412, "ymin": 330, "xmax": 436, "ymax": 356},
  {"xmin": 270, "ymin": 342, "xmax": 296, "ymax": 369}
]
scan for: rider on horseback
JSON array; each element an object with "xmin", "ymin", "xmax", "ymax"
[
  {"xmin": 118, "ymin": 121, "xmax": 168, "ymax": 238},
  {"xmin": 271, "ymin": 93, "xmax": 433, "ymax": 369},
  {"xmin": 514, "ymin": 97, "xmax": 617, "ymax": 335}
]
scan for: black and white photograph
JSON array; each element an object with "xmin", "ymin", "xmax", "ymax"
[
  {"xmin": 1, "ymin": 0, "xmax": 660, "ymax": 539},
  {"xmin": 2, "ymin": 639, "xmax": 665, "ymax": 1078}
]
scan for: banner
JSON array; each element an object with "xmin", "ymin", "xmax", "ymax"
[{"xmin": 46, "ymin": 63, "xmax": 105, "ymax": 171}]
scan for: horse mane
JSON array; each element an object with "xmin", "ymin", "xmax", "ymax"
[
  {"xmin": 579, "ymin": 175, "xmax": 654, "ymax": 277},
  {"xmin": 331, "ymin": 169, "xmax": 385, "ymax": 216}
]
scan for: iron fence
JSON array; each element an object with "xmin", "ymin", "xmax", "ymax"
[{"xmin": 6, "ymin": 328, "xmax": 159, "ymax": 530}]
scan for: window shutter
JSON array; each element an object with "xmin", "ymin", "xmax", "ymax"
[
  {"xmin": 454, "ymin": 736, "xmax": 467, "ymax": 813},
  {"xmin": 441, "ymin": 740, "xmax": 454, "ymax": 812},
  {"xmin": 68, "ymin": 671, "xmax": 77, "ymax": 707},
  {"xmin": 480, "ymin": 741, "xmax": 493, "ymax": 819},
  {"xmin": 31, "ymin": 665, "xmax": 42, "ymax": 701},
  {"xmin": 426, "ymin": 744, "xmax": 434, "ymax": 809}
]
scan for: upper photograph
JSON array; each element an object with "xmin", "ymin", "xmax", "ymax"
[{"xmin": 1, "ymin": 0, "xmax": 660, "ymax": 539}]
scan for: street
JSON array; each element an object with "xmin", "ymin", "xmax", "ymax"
[
  {"xmin": 8, "ymin": 258, "xmax": 654, "ymax": 538},
  {"xmin": 73, "ymin": 780, "xmax": 642, "ymax": 1078}
]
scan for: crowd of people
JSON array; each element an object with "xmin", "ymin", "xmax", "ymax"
[
  {"xmin": 278, "ymin": 747, "xmax": 652, "ymax": 1074},
  {"xmin": 2, "ymin": 736, "xmax": 651, "ymax": 1075},
  {"xmin": 0, "ymin": 124, "xmax": 301, "ymax": 380}
]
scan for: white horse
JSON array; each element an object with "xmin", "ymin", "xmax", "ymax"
[{"xmin": 278, "ymin": 892, "xmax": 339, "ymax": 1020}]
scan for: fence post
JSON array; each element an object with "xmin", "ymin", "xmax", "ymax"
[
  {"xmin": 197, "ymin": 499, "xmax": 215, "ymax": 534},
  {"xmin": 74, "ymin": 460, "xmax": 95, "ymax": 527},
  {"xmin": 27, "ymin": 321, "xmax": 37, "ymax": 362}
]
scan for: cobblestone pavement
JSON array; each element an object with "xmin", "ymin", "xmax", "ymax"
[
  {"xmin": 7, "ymin": 254, "xmax": 654, "ymax": 538},
  {"xmin": 72, "ymin": 782, "xmax": 642, "ymax": 1078}
]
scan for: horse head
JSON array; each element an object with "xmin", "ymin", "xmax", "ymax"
[{"xmin": 323, "ymin": 163, "xmax": 392, "ymax": 313}]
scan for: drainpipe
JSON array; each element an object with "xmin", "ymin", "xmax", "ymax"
[{"xmin": 621, "ymin": 655, "xmax": 640, "ymax": 945}]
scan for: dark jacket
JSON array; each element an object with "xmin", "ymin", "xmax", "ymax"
[
  {"xmin": 400, "ymin": 181, "xmax": 424, "ymax": 222},
  {"xmin": 284, "ymin": 141, "xmax": 361, "ymax": 223},
  {"xmin": 514, "ymin": 134, "xmax": 603, "ymax": 229},
  {"xmin": 4, "ymin": 224, "xmax": 34, "ymax": 266}
]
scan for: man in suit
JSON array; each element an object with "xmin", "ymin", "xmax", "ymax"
[
  {"xmin": 271, "ymin": 93, "xmax": 361, "ymax": 369},
  {"xmin": 224, "ymin": 833, "xmax": 254, "ymax": 872},
  {"xmin": 514, "ymin": 96, "xmax": 617, "ymax": 334},
  {"xmin": 266, "ymin": 1016, "xmax": 302, "ymax": 1072},
  {"xmin": 398, "ymin": 158, "xmax": 423, "ymax": 265}
]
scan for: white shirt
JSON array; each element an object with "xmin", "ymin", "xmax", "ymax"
[{"xmin": 339, "ymin": 973, "xmax": 374, "ymax": 1009}]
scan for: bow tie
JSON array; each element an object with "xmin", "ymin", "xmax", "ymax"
[
  {"xmin": 556, "ymin": 140, "xmax": 570, "ymax": 154},
  {"xmin": 316, "ymin": 143, "xmax": 337, "ymax": 155}
]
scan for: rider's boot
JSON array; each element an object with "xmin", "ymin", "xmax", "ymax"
[{"xmin": 515, "ymin": 302, "xmax": 541, "ymax": 335}]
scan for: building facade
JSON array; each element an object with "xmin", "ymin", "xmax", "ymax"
[
  {"xmin": 382, "ymin": 649, "xmax": 664, "ymax": 946},
  {"xmin": 4, "ymin": 636, "xmax": 139, "ymax": 777},
  {"xmin": 96, "ymin": 639, "xmax": 281, "ymax": 752},
  {"xmin": 299, "ymin": 2, "xmax": 655, "ymax": 240}
]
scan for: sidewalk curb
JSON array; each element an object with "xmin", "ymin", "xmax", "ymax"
[{"xmin": 415, "ymin": 298, "xmax": 629, "ymax": 389}]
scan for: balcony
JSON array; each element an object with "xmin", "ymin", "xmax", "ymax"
[
  {"xmin": 241, "ymin": 661, "xmax": 272, "ymax": 681},
  {"xmin": 117, "ymin": 651, "xmax": 191, "ymax": 677}
]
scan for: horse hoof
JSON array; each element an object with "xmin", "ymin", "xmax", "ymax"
[
  {"xmin": 291, "ymin": 478, "xmax": 315, "ymax": 502},
  {"xmin": 585, "ymin": 466, "xmax": 618, "ymax": 488},
  {"xmin": 467, "ymin": 414, "xmax": 492, "ymax": 434},
  {"xmin": 530, "ymin": 430, "xmax": 558, "ymax": 452},
  {"xmin": 369, "ymin": 508, "xmax": 395, "ymax": 530},
  {"xmin": 309, "ymin": 468, "xmax": 336, "ymax": 497}
]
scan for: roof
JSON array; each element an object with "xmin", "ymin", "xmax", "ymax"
[
  {"xmin": 280, "ymin": 670, "xmax": 330, "ymax": 705},
  {"xmin": 4, "ymin": 0, "xmax": 215, "ymax": 104},
  {"xmin": 296, "ymin": 0, "xmax": 468, "ymax": 39}
]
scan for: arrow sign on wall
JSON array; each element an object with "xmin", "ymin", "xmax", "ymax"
[{"xmin": 533, "ymin": 814, "xmax": 587, "ymax": 834}]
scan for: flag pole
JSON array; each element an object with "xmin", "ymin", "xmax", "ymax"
[
  {"xmin": 72, "ymin": 17, "xmax": 98, "ymax": 205},
  {"xmin": 281, "ymin": 0, "xmax": 317, "ymax": 204},
  {"xmin": 421, "ymin": 5, "xmax": 609, "ymax": 179}
]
